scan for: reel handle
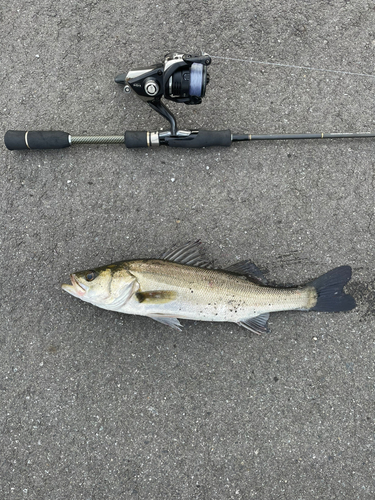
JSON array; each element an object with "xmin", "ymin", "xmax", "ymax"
[{"xmin": 4, "ymin": 130, "xmax": 71, "ymax": 150}]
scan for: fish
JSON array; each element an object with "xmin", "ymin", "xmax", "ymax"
[{"xmin": 61, "ymin": 241, "xmax": 356, "ymax": 334}]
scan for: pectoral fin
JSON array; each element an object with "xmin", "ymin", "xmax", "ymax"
[
  {"xmin": 238, "ymin": 313, "xmax": 270, "ymax": 335},
  {"xmin": 136, "ymin": 290, "xmax": 177, "ymax": 304},
  {"xmin": 148, "ymin": 315, "xmax": 183, "ymax": 331}
]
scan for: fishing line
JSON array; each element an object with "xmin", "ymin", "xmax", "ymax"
[{"xmin": 211, "ymin": 55, "xmax": 375, "ymax": 79}]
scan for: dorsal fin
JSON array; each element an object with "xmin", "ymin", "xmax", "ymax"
[
  {"xmin": 225, "ymin": 260, "xmax": 268, "ymax": 285},
  {"xmin": 160, "ymin": 240, "xmax": 212, "ymax": 268}
]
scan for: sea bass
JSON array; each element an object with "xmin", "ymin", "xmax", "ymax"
[{"xmin": 62, "ymin": 241, "xmax": 356, "ymax": 333}]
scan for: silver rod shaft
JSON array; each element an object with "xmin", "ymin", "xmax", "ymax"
[{"xmin": 70, "ymin": 135, "xmax": 125, "ymax": 145}]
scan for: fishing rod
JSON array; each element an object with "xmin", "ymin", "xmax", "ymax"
[{"xmin": 4, "ymin": 51, "xmax": 375, "ymax": 151}]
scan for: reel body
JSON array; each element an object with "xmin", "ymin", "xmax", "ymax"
[
  {"xmin": 115, "ymin": 52, "xmax": 210, "ymax": 104},
  {"xmin": 114, "ymin": 52, "xmax": 213, "ymax": 140}
]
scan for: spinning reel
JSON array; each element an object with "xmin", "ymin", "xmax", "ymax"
[
  {"xmin": 112, "ymin": 51, "xmax": 226, "ymax": 146},
  {"xmin": 4, "ymin": 51, "xmax": 375, "ymax": 151},
  {"xmin": 117, "ymin": 51, "xmax": 210, "ymax": 105}
]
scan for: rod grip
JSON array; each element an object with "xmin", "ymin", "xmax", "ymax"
[
  {"xmin": 125, "ymin": 131, "xmax": 148, "ymax": 148},
  {"xmin": 167, "ymin": 129, "xmax": 232, "ymax": 148},
  {"xmin": 4, "ymin": 130, "xmax": 70, "ymax": 150},
  {"xmin": 124, "ymin": 130, "xmax": 233, "ymax": 148}
]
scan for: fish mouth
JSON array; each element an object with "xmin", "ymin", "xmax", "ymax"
[{"xmin": 62, "ymin": 274, "xmax": 87, "ymax": 298}]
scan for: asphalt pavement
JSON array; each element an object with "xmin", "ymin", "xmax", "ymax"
[{"xmin": 1, "ymin": 1, "xmax": 375, "ymax": 498}]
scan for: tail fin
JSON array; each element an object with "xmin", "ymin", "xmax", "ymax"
[{"xmin": 308, "ymin": 266, "xmax": 356, "ymax": 312}]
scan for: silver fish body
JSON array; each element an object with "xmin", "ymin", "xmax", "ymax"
[{"xmin": 62, "ymin": 241, "xmax": 356, "ymax": 333}]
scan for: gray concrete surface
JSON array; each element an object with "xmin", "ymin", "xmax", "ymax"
[{"xmin": 1, "ymin": 1, "xmax": 375, "ymax": 498}]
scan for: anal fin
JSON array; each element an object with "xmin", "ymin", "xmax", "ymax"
[{"xmin": 238, "ymin": 313, "xmax": 270, "ymax": 335}]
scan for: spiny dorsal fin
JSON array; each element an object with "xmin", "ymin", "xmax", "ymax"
[
  {"xmin": 160, "ymin": 240, "xmax": 212, "ymax": 268},
  {"xmin": 225, "ymin": 260, "xmax": 268, "ymax": 285},
  {"xmin": 238, "ymin": 313, "xmax": 270, "ymax": 335}
]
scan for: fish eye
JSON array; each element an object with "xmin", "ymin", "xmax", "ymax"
[{"xmin": 85, "ymin": 271, "xmax": 97, "ymax": 282}]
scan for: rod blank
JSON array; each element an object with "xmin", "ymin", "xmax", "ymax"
[{"xmin": 232, "ymin": 132, "xmax": 375, "ymax": 142}]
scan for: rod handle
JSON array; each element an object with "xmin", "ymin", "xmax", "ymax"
[
  {"xmin": 167, "ymin": 130, "xmax": 232, "ymax": 148},
  {"xmin": 4, "ymin": 130, "xmax": 71, "ymax": 150},
  {"xmin": 124, "ymin": 131, "xmax": 148, "ymax": 148},
  {"xmin": 124, "ymin": 129, "xmax": 233, "ymax": 148}
]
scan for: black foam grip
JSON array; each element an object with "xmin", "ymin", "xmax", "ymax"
[
  {"xmin": 167, "ymin": 129, "xmax": 232, "ymax": 148},
  {"xmin": 125, "ymin": 131, "xmax": 148, "ymax": 148},
  {"xmin": 4, "ymin": 130, "xmax": 70, "ymax": 150}
]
